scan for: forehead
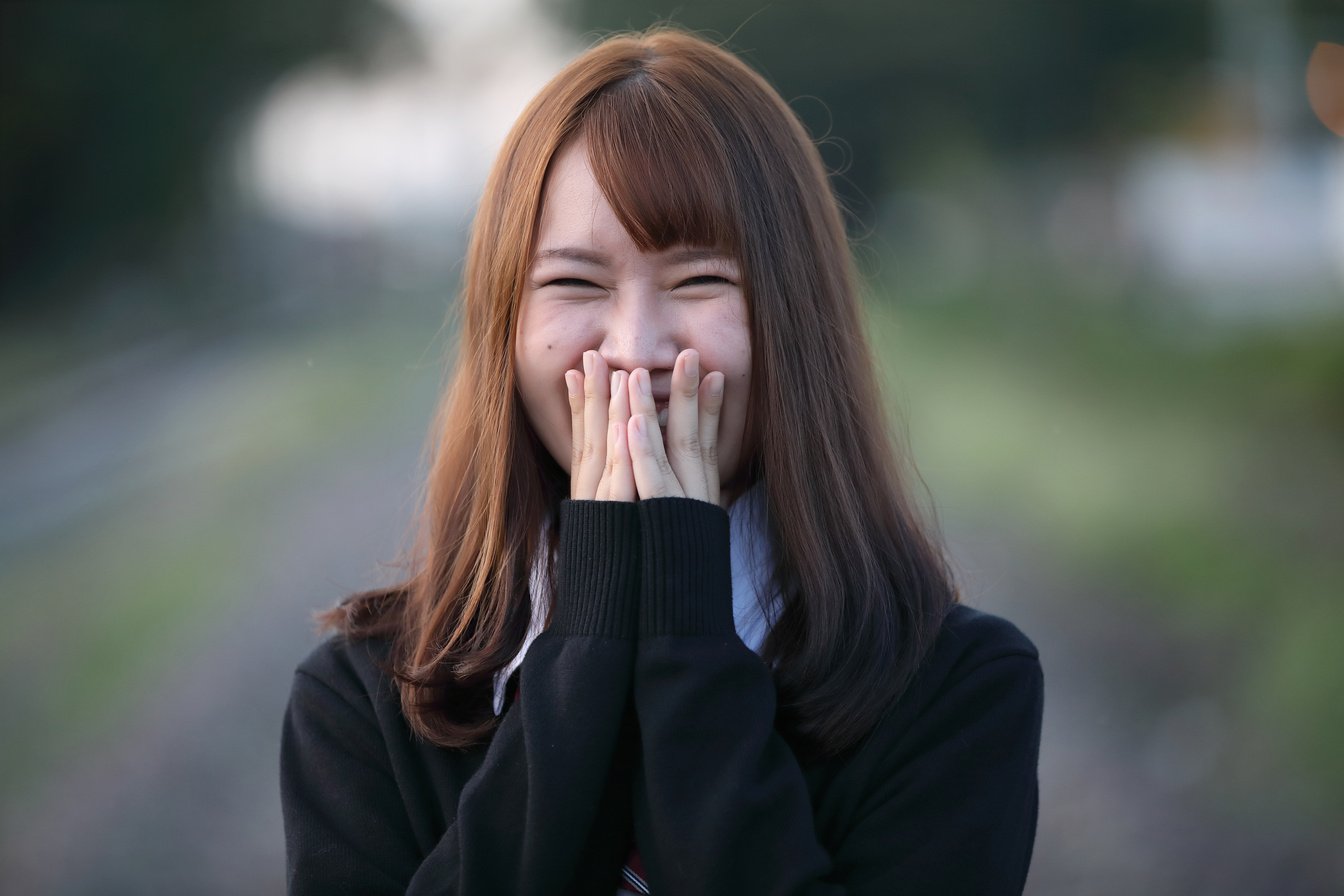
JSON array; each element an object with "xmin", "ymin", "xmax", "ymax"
[{"xmin": 535, "ymin": 141, "xmax": 619, "ymax": 245}]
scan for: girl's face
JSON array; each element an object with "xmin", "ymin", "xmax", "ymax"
[{"xmin": 515, "ymin": 138, "xmax": 753, "ymax": 488}]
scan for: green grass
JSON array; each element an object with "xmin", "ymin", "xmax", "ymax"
[
  {"xmin": 0, "ymin": 314, "xmax": 445, "ymax": 798},
  {"xmin": 866, "ymin": 285, "xmax": 1344, "ymax": 812}
]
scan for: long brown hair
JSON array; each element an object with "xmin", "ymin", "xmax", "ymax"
[{"xmin": 322, "ymin": 27, "xmax": 958, "ymax": 757}]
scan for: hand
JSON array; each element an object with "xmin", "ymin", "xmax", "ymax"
[
  {"xmin": 626, "ymin": 349, "xmax": 725, "ymax": 506},
  {"xmin": 567, "ymin": 351, "xmax": 636, "ymax": 501}
]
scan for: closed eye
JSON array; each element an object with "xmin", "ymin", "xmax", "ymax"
[
  {"xmin": 544, "ymin": 278, "xmax": 601, "ymax": 289},
  {"xmin": 676, "ymin": 275, "xmax": 733, "ymax": 288}
]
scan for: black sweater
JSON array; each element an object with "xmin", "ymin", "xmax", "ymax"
[{"xmin": 281, "ymin": 498, "xmax": 1044, "ymax": 895}]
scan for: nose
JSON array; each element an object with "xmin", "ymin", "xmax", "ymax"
[{"xmin": 598, "ymin": 286, "xmax": 679, "ymax": 376}]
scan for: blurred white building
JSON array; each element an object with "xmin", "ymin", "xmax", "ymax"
[
  {"xmin": 1119, "ymin": 141, "xmax": 1344, "ymax": 317},
  {"xmin": 1118, "ymin": 0, "xmax": 1342, "ymax": 319},
  {"xmin": 238, "ymin": 0, "xmax": 572, "ymax": 237}
]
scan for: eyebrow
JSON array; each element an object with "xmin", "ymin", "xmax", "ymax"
[
  {"xmin": 531, "ymin": 246, "xmax": 734, "ymax": 266},
  {"xmin": 533, "ymin": 247, "xmax": 609, "ymax": 266}
]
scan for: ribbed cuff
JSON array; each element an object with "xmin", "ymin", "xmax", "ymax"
[
  {"xmin": 638, "ymin": 497, "xmax": 734, "ymax": 637},
  {"xmin": 551, "ymin": 500, "xmax": 640, "ymax": 638}
]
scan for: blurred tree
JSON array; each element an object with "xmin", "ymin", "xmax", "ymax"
[
  {"xmin": 1297, "ymin": 0, "xmax": 1344, "ymax": 31},
  {"xmin": 546, "ymin": 0, "xmax": 1211, "ymax": 217},
  {"xmin": 0, "ymin": 0, "xmax": 412, "ymax": 320}
]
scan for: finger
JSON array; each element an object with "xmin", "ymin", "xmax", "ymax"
[
  {"xmin": 626, "ymin": 364, "xmax": 659, "ymax": 426},
  {"xmin": 665, "ymin": 349, "xmax": 708, "ymax": 502},
  {"xmin": 609, "ymin": 369, "xmax": 631, "ymax": 433},
  {"xmin": 574, "ymin": 351, "xmax": 609, "ymax": 500},
  {"xmin": 566, "ymin": 369, "xmax": 584, "ymax": 497},
  {"xmin": 627, "ymin": 413, "xmax": 681, "ymax": 499},
  {"xmin": 596, "ymin": 419, "xmax": 617, "ymax": 500},
  {"xmin": 599, "ymin": 414, "xmax": 636, "ymax": 501},
  {"xmin": 608, "ymin": 370, "xmax": 635, "ymax": 501},
  {"xmin": 597, "ymin": 371, "xmax": 635, "ymax": 502},
  {"xmin": 699, "ymin": 371, "xmax": 724, "ymax": 507},
  {"xmin": 627, "ymin": 369, "xmax": 681, "ymax": 500}
]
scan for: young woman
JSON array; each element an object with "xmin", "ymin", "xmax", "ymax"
[{"xmin": 281, "ymin": 27, "xmax": 1043, "ymax": 896}]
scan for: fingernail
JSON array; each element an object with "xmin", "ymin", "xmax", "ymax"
[
  {"xmin": 638, "ymin": 369, "xmax": 651, "ymax": 398},
  {"xmin": 687, "ymin": 351, "xmax": 698, "ymax": 380},
  {"xmin": 611, "ymin": 370, "xmax": 618, "ymax": 393},
  {"xmin": 583, "ymin": 352, "xmax": 593, "ymax": 376},
  {"xmin": 710, "ymin": 372, "xmax": 724, "ymax": 398}
]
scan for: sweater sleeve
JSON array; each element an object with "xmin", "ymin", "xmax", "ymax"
[
  {"xmin": 280, "ymin": 500, "xmax": 640, "ymax": 896},
  {"xmin": 629, "ymin": 497, "xmax": 1043, "ymax": 895}
]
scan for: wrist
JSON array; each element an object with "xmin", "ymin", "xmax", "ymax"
[
  {"xmin": 552, "ymin": 500, "xmax": 640, "ymax": 638},
  {"xmin": 638, "ymin": 497, "xmax": 734, "ymax": 637}
]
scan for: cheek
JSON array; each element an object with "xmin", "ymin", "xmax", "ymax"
[
  {"xmin": 515, "ymin": 304, "xmax": 604, "ymax": 468},
  {"xmin": 695, "ymin": 317, "xmax": 752, "ymax": 468},
  {"xmin": 517, "ymin": 301, "xmax": 594, "ymax": 367},
  {"xmin": 517, "ymin": 304, "xmax": 579, "ymax": 386},
  {"xmin": 514, "ymin": 316, "xmax": 569, "ymax": 452},
  {"xmin": 721, "ymin": 373, "xmax": 751, "ymax": 450}
]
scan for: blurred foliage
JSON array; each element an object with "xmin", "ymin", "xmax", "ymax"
[
  {"xmin": 866, "ymin": 281, "xmax": 1344, "ymax": 811},
  {"xmin": 548, "ymin": 0, "xmax": 1211, "ymax": 213},
  {"xmin": 1299, "ymin": 0, "xmax": 1344, "ymax": 34},
  {"xmin": 0, "ymin": 314, "xmax": 440, "ymax": 799},
  {"xmin": 0, "ymin": 0, "xmax": 413, "ymax": 320}
]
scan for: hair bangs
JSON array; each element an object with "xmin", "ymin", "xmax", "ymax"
[{"xmin": 581, "ymin": 77, "xmax": 740, "ymax": 256}]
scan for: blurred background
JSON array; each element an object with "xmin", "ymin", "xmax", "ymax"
[{"xmin": 1, "ymin": 0, "xmax": 1341, "ymax": 892}]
